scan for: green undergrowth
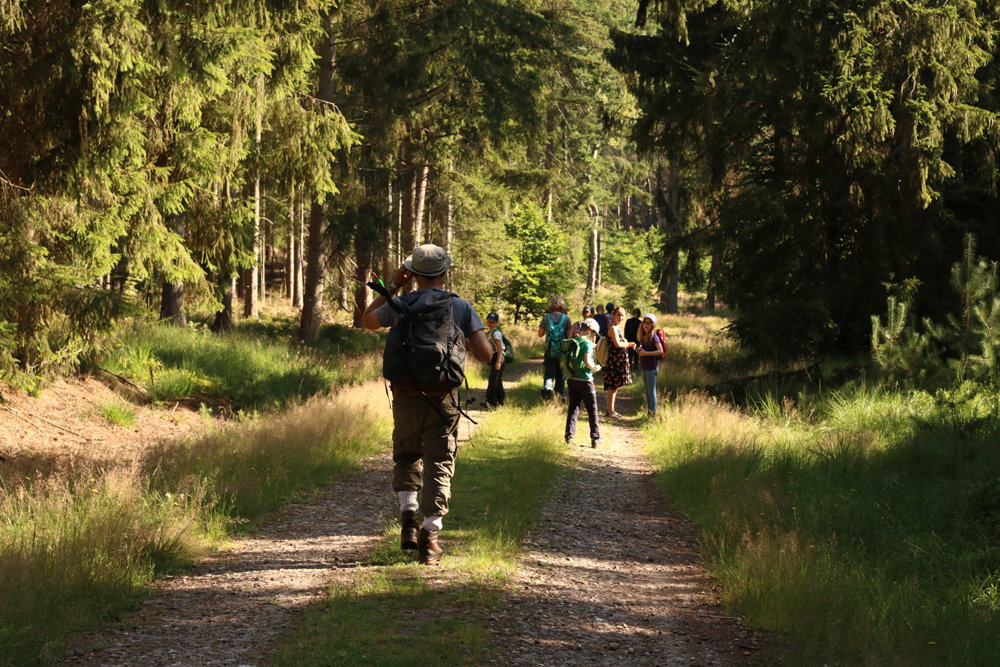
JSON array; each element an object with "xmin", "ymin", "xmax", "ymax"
[
  {"xmin": 0, "ymin": 386, "xmax": 390, "ymax": 667},
  {"xmin": 90, "ymin": 398, "xmax": 138, "ymax": 427},
  {"xmin": 270, "ymin": 398, "xmax": 567, "ymax": 667},
  {"xmin": 90, "ymin": 319, "xmax": 383, "ymax": 411},
  {"xmin": 644, "ymin": 386, "xmax": 1000, "ymax": 666}
]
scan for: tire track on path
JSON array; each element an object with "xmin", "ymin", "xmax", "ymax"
[{"xmin": 488, "ymin": 392, "xmax": 768, "ymax": 667}]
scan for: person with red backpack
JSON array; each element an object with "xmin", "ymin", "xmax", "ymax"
[
  {"xmin": 635, "ymin": 314, "xmax": 666, "ymax": 416},
  {"xmin": 537, "ymin": 295, "xmax": 571, "ymax": 401}
]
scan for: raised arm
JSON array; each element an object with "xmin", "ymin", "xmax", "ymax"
[
  {"xmin": 362, "ymin": 265, "xmax": 413, "ymax": 330},
  {"xmin": 467, "ymin": 329, "xmax": 494, "ymax": 363}
]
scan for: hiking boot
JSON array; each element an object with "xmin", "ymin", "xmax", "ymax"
[
  {"xmin": 401, "ymin": 510, "xmax": 420, "ymax": 551},
  {"xmin": 565, "ymin": 436, "xmax": 573, "ymax": 445},
  {"xmin": 418, "ymin": 528, "xmax": 443, "ymax": 565},
  {"xmin": 591, "ymin": 438, "xmax": 602, "ymax": 448}
]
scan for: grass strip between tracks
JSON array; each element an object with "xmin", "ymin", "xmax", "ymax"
[{"xmin": 270, "ymin": 394, "xmax": 566, "ymax": 667}]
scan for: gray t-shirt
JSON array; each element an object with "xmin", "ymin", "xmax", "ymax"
[{"xmin": 376, "ymin": 288, "xmax": 485, "ymax": 337}]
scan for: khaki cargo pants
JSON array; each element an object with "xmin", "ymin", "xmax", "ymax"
[{"xmin": 391, "ymin": 391, "xmax": 461, "ymax": 518}]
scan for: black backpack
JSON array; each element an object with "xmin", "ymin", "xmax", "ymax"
[{"xmin": 382, "ymin": 290, "xmax": 466, "ymax": 391}]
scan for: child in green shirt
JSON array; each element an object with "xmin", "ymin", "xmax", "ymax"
[{"xmin": 561, "ymin": 317, "xmax": 603, "ymax": 447}]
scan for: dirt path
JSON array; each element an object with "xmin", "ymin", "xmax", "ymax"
[
  {"xmin": 487, "ymin": 390, "xmax": 767, "ymax": 666},
  {"xmin": 61, "ymin": 361, "xmax": 540, "ymax": 667},
  {"xmin": 62, "ymin": 362, "xmax": 765, "ymax": 666},
  {"xmin": 64, "ymin": 450, "xmax": 398, "ymax": 666}
]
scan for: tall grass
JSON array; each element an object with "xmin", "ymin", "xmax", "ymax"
[
  {"xmin": 645, "ymin": 388, "xmax": 1000, "ymax": 666},
  {"xmin": 0, "ymin": 466, "xmax": 216, "ymax": 664},
  {"xmin": 147, "ymin": 385, "xmax": 391, "ymax": 521},
  {"xmin": 94, "ymin": 322, "xmax": 382, "ymax": 410},
  {"xmin": 0, "ymin": 385, "xmax": 391, "ymax": 667}
]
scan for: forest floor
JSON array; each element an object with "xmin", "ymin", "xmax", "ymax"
[{"xmin": 34, "ymin": 360, "xmax": 766, "ymax": 666}]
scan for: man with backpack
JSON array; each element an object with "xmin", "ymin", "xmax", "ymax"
[
  {"xmin": 362, "ymin": 244, "xmax": 494, "ymax": 565},
  {"xmin": 536, "ymin": 296, "xmax": 571, "ymax": 401}
]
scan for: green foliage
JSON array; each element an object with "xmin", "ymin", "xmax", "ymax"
[
  {"xmin": 0, "ymin": 187, "xmax": 142, "ymax": 377},
  {"xmin": 497, "ymin": 203, "xmax": 571, "ymax": 322},
  {"xmin": 92, "ymin": 399, "xmax": 138, "ymax": 428},
  {"xmin": 871, "ymin": 297, "xmax": 944, "ymax": 389},
  {"xmin": 601, "ymin": 228, "xmax": 657, "ymax": 308},
  {"xmin": 872, "ymin": 235, "xmax": 1000, "ymax": 388},
  {"xmin": 609, "ymin": 0, "xmax": 1000, "ymax": 359}
]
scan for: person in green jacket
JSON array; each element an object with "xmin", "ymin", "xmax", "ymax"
[{"xmin": 562, "ymin": 317, "xmax": 603, "ymax": 448}]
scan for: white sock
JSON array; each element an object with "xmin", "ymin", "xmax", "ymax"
[
  {"xmin": 398, "ymin": 491, "xmax": 418, "ymax": 513},
  {"xmin": 422, "ymin": 515, "xmax": 443, "ymax": 532}
]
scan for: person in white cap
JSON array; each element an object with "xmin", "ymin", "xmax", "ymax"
[
  {"xmin": 561, "ymin": 317, "xmax": 603, "ymax": 447},
  {"xmin": 362, "ymin": 244, "xmax": 494, "ymax": 565},
  {"xmin": 635, "ymin": 313, "xmax": 665, "ymax": 416}
]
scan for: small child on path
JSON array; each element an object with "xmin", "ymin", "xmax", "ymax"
[
  {"xmin": 485, "ymin": 312, "xmax": 506, "ymax": 408},
  {"xmin": 561, "ymin": 317, "xmax": 603, "ymax": 448}
]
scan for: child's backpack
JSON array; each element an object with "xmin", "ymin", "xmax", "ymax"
[
  {"xmin": 544, "ymin": 312, "xmax": 568, "ymax": 357},
  {"xmin": 499, "ymin": 329, "xmax": 514, "ymax": 364},
  {"xmin": 594, "ymin": 334, "xmax": 610, "ymax": 366},
  {"xmin": 655, "ymin": 328, "xmax": 668, "ymax": 358},
  {"xmin": 382, "ymin": 290, "xmax": 465, "ymax": 390},
  {"xmin": 560, "ymin": 338, "xmax": 588, "ymax": 377}
]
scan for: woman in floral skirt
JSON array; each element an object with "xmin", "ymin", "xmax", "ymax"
[{"xmin": 604, "ymin": 306, "xmax": 635, "ymax": 418}]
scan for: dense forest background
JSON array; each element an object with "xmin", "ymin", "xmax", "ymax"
[{"xmin": 5, "ymin": 0, "xmax": 1000, "ymax": 381}]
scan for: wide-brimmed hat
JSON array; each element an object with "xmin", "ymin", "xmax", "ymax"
[{"xmin": 404, "ymin": 244, "xmax": 453, "ymax": 277}]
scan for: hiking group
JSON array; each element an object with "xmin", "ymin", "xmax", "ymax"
[{"xmin": 363, "ymin": 243, "xmax": 666, "ymax": 565}]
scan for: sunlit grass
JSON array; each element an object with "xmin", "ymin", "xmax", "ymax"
[
  {"xmin": 645, "ymin": 386, "xmax": 1000, "ymax": 666},
  {"xmin": 90, "ymin": 398, "xmax": 138, "ymax": 428},
  {"xmin": 0, "ymin": 384, "xmax": 391, "ymax": 667},
  {"xmin": 93, "ymin": 321, "xmax": 382, "ymax": 411}
]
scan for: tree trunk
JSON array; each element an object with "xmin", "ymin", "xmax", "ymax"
[
  {"xmin": 413, "ymin": 163, "xmax": 429, "ymax": 247},
  {"xmin": 243, "ymin": 194, "xmax": 259, "ymax": 319},
  {"xmin": 706, "ymin": 253, "xmax": 719, "ymax": 312},
  {"xmin": 285, "ymin": 225, "xmax": 293, "ymax": 300},
  {"xmin": 595, "ymin": 228, "xmax": 603, "ymax": 290},
  {"xmin": 160, "ymin": 213, "xmax": 187, "ymax": 326},
  {"xmin": 543, "ymin": 106, "xmax": 555, "ymax": 223},
  {"xmin": 300, "ymin": 9, "xmax": 339, "ymax": 342},
  {"xmin": 259, "ymin": 187, "xmax": 266, "ymax": 310},
  {"xmin": 293, "ymin": 188, "xmax": 304, "ymax": 309},
  {"xmin": 339, "ymin": 255, "xmax": 351, "ymax": 311},
  {"xmin": 400, "ymin": 137, "xmax": 414, "ymax": 251},
  {"xmin": 212, "ymin": 275, "xmax": 236, "ymax": 333},
  {"xmin": 353, "ymin": 228, "xmax": 372, "ymax": 328},
  {"xmin": 244, "ymin": 75, "xmax": 264, "ymax": 320},
  {"xmin": 587, "ymin": 228, "xmax": 598, "ymax": 297},
  {"xmin": 384, "ymin": 180, "xmax": 395, "ymax": 278},
  {"xmin": 666, "ymin": 252, "xmax": 679, "ymax": 314}
]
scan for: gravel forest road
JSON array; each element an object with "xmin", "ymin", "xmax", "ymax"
[{"xmin": 63, "ymin": 362, "xmax": 766, "ymax": 666}]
